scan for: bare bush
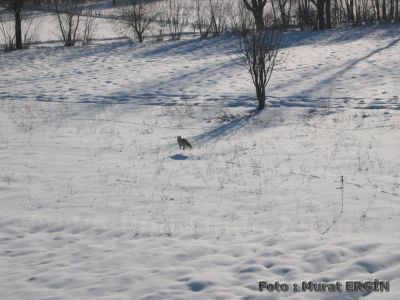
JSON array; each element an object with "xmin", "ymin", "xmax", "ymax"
[
  {"xmin": 0, "ymin": 0, "xmax": 42, "ymax": 50},
  {"xmin": 297, "ymin": 0, "xmax": 317, "ymax": 30},
  {"xmin": 0, "ymin": 0, "xmax": 27, "ymax": 50},
  {"xmin": 53, "ymin": 0, "xmax": 84, "ymax": 47},
  {"xmin": 209, "ymin": 0, "xmax": 230, "ymax": 36},
  {"xmin": 0, "ymin": 10, "xmax": 40, "ymax": 51},
  {"xmin": 116, "ymin": 0, "xmax": 158, "ymax": 43},
  {"xmin": 0, "ymin": 12, "xmax": 15, "ymax": 50},
  {"xmin": 227, "ymin": 0, "xmax": 253, "ymax": 35},
  {"xmin": 81, "ymin": 7, "xmax": 97, "ymax": 44},
  {"xmin": 50, "ymin": 0, "xmax": 97, "ymax": 46},
  {"xmin": 271, "ymin": 0, "xmax": 293, "ymax": 28},
  {"xmin": 238, "ymin": 26, "xmax": 281, "ymax": 110},
  {"xmin": 191, "ymin": 0, "xmax": 231, "ymax": 38},
  {"xmin": 192, "ymin": 0, "xmax": 212, "ymax": 38},
  {"xmin": 163, "ymin": 0, "xmax": 188, "ymax": 40}
]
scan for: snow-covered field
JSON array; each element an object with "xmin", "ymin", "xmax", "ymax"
[{"xmin": 0, "ymin": 17, "xmax": 400, "ymax": 299}]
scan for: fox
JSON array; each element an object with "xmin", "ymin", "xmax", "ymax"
[{"xmin": 177, "ymin": 136, "xmax": 192, "ymax": 150}]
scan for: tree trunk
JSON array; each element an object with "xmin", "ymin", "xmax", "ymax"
[
  {"xmin": 383, "ymin": 0, "xmax": 387, "ymax": 20},
  {"xmin": 375, "ymin": 0, "xmax": 381, "ymax": 20},
  {"xmin": 326, "ymin": 0, "xmax": 332, "ymax": 28},
  {"xmin": 138, "ymin": 32, "xmax": 144, "ymax": 43},
  {"xmin": 242, "ymin": 0, "xmax": 266, "ymax": 31},
  {"xmin": 348, "ymin": 0, "xmax": 354, "ymax": 22},
  {"xmin": 254, "ymin": 8, "xmax": 265, "ymax": 31},
  {"xmin": 317, "ymin": 0, "xmax": 326, "ymax": 29},
  {"xmin": 389, "ymin": 0, "xmax": 394, "ymax": 20},
  {"xmin": 15, "ymin": 7, "xmax": 23, "ymax": 50},
  {"xmin": 256, "ymin": 85, "xmax": 266, "ymax": 110},
  {"xmin": 271, "ymin": 0, "xmax": 278, "ymax": 27},
  {"xmin": 278, "ymin": 0, "xmax": 287, "ymax": 27}
]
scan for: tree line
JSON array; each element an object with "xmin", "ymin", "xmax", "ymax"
[
  {"xmin": 1, "ymin": 0, "xmax": 398, "ymax": 50},
  {"xmin": 0, "ymin": 0, "xmax": 97, "ymax": 50}
]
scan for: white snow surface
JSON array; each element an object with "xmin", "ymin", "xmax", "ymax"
[{"xmin": 1, "ymin": 22, "xmax": 400, "ymax": 299}]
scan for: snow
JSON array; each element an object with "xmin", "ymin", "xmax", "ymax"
[{"xmin": 0, "ymin": 13, "xmax": 400, "ymax": 300}]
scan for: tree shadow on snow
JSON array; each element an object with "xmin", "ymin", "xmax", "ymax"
[
  {"xmin": 191, "ymin": 111, "xmax": 255, "ymax": 146},
  {"xmin": 293, "ymin": 36, "xmax": 400, "ymax": 99},
  {"xmin": 140, "ymin": 36, "xmax": 238, "ymax": 58},
  {"xmin": 282, "ymin": 24, "xmax": 400, "ymax": 48}
]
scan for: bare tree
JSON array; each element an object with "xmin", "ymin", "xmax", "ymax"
[
  {"xmin": 0, "ymin": 2, "xmax": 41, "ymax": 50},
  {"xmin": 0, "ymin": 11, "xmax": 17, "ymax": 50},
  {"xmin": 242, "ymin": 0, "xmax": 268, "ymax": 31},
  {"xmin": 48, "ymin": 0, "xmax": 97, "ymax": 46},
  {"xmin": 117, "ymin": 0, "xmax": 158, "ymax": 43},
  {"xmin": 191, "ymin": 0, "xmax": 243, "ymax": 37},
  {"xmin": 310, "ymin": 0, "xmax": 325, "ymax": 28},
  {"xmin": 52, "ymin": 0, "xmax": 84, "ymax": 47},
  {"xmin": 271, "ymin": 0, "xmax": 293, "ymax": 27},
  {"xmin": 163, "ymin": 0, "xmax": 187, "ymax": 40},
  {"xmin": 209, "ymin": 0, "xmax": 229, "ymax": 36},
  {"xmin": 325, "ymin": 0, "xmax": 331, "ymax": 28},
  {"xmin": 0, "ymin": 0, "xmax": 42, "ymax": 49},
  {"xmin": 192, "ymin": 0, "xmax": 212, "ymax": 38},
  {"xmin": 0, "ymin": 0, "xmax": 24, "ymax": 49},
  {"xmin": 81, "ymin": 6, "xmax": 97, "ymax": 44},
  {"xmin": 239, "ymin": 27, "xmax": 281, "ymax": 110},
  {"xmin": 297, "ymin": 0, "xmax": 317, "ymax": 30},
  {"xmin": 280, "ymin": 0, "xmax": 293, "ymax": 27},
  {"xmin": 228, "ymin": 0, "xmax": 253, "ymax": 35}
]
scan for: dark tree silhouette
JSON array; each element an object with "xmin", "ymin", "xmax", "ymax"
[
  {"xmin": 0, "ymin": 0, "xmax": 33, "ymax": 49},
  {"xmin": 117, "ymin": 0, "xmax": 158, "ymax": 43},
  {"xmin": 239, "ymin": 28, "xmax": 281, "ymax": 110},
  {"xmin": 242, "ymin": 0, "xmax": 268, "ymax": 31}
]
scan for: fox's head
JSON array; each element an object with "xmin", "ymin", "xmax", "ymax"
[{"xmin": 177, "ymin": 136, "xmax": 181, "ymax": 139}]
